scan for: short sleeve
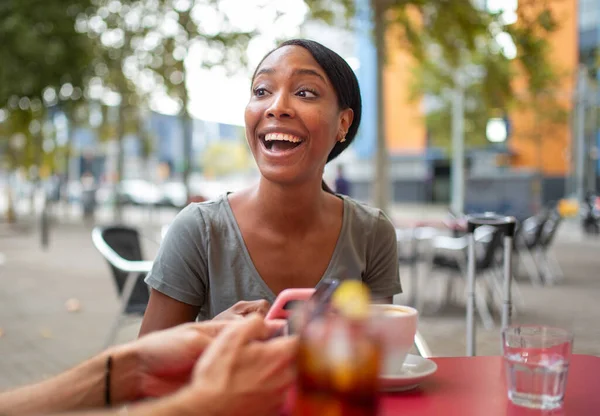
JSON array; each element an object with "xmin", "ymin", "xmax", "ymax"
[
  {"xmin": 363, "ymin": 211, "xmax": 402, "ymax": 299},
  {"xmin": 145, "ymin": 204, "xmax": 209, "ymax": 306}
]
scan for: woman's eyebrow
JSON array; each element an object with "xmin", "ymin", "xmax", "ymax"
[
  {"xmin": 254, "ymin": 67, "xmax": 326, "ymax": 83},
  {"xmin": 292, "ymin": 68, "xmax": 326, "ymax": 83},
  {"xmin": 255, "ymin": 67, "xmax": 275, "ymax": 78}
]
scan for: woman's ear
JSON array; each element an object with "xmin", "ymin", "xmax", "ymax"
[{"xmin": 338, "ymin": 108, "xmax": 354, "ymax": 141}]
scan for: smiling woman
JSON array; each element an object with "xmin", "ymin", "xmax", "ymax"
[{"xmin": 139, "ymin": 39, "xmax": 401, "ymax": 334}]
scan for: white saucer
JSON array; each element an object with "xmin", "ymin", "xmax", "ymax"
[{"xmin": 379, "ymin": 354, "xmax": 438, "ymax": 392}]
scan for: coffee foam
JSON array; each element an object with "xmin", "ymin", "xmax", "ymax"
[{"xmin": 372, "ymin": 304, "xmax": 416, "ymax": 317}]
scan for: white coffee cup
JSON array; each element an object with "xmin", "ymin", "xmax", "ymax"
[{"xmin": 370, "ymin": 304, "xmax": 418, "ymax": 376}]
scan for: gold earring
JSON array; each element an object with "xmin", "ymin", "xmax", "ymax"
[{"xmin": 340, "ymin": 135, "xmax": 346, "ymax": 143}]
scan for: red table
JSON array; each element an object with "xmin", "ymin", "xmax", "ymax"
[{"xmin": 380, "ymin": 355, "xmax": 600, "ymax": 416}]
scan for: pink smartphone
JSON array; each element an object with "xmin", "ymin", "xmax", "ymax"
[{"xmin": 265, "ymin": 288, "xmax": 315, "ymax": 320}]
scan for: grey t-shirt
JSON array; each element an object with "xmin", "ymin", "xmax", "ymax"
[{"xmin": 145, "ymin": 193, "xmax": 402, "ymax": 320}]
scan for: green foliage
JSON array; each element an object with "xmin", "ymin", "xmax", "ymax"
[
  {"xmin": 0, "ymin": 0, "xmax": 95, "ymax": 106},
  {"xmin": 305, "ymin": 0, "xmax": 565, "ymax": 152},
  {"xmin": 0, "ymin": 107, "xmax": 51, "ymax": 173},
  {"xmin": 202, "ymin": 140, "xmax": 253, "ymax": 177},
  {"xmin": 303, "ymin": 0, "xmax": 355, "ymax": 27},
  {"xmin": 147, "ymin": 1, "xmax": 254, "ymax": 105}
]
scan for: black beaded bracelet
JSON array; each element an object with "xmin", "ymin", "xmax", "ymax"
[{"xmin": 105, "ymin": 355, "xmax": 113, "ymax": 407}]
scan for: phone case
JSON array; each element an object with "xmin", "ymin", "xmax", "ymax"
[{"xmin": 265, "ymin": 288, "xmax": 315, "ymax": 320}]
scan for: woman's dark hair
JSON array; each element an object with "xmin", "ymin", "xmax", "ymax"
[{"xmin": 251, "ymin": 39, "xmax": 362, "ymax": 163}]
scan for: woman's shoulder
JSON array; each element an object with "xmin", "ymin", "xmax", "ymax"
[
  {"xmin": 341, "ymin": 195, "xmax": 394, "ymax": 229},
  {"xmin": 170, "ymin": 194, "xmax": 232, "ymax": 229}
]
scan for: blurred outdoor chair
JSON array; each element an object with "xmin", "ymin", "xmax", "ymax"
[
  {"xmin": 92, "ymin": 226, "xmax": 154, "ymax": 349},
  {"xmin": 536, "ymin": 209, "xmax": 564, "ymax": 284},
  {"xmin": 513, "ymin": 214, "xmax": 549, "ymax": 286},
  {"xmin": 419, "ymin": 225, "xmax": 504, "ymax": 330},
  {"xmin": 395, "ymin": 226, "xmax": 444, "ymax": 358}
]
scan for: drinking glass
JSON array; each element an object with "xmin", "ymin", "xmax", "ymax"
[
  {"xmin": 502, "ymin": 325, "xmax": 574, "ymax": 410},
  {"xmin": 293, "ymin": 304, "xmax": 382, "ymax": 416}
]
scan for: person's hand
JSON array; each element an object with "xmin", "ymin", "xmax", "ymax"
[
  {"xmin": 110, "ymin": 319, "xmax": 279, "ymax": 403},
  {"xmin": 172, "ymin": 315, "xmax": 298, "ymax": 416},
  {"xmin": 213, "ymin": 299, "xmax": 271, "ymax": 320},
  {"xmin": 111, "ymin": 321, "xmax": 228, "ymax": 401}
]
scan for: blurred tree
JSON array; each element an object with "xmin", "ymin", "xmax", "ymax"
[
  {"xmin": 0, "ymin": 0, "xmax": 95, "ymax": 220},
  {"xmin": 0, "ymin": 107, "xmax": 49, "ymax": 221},
  {"xmin": 202, "ymin": 141, "xmax": 253, "ymax": 177},
  {"xmin": 80, "ymin": 0, "xmax": 148, "ymax": 220},
  {"xmin": 84, "ymin": 0, "xmax": 255, "ymax": 212},
  {"xmin": 146, "ymin": 0, "xmax": 254, "ymax": 199},
  {"xmin": 303, "ymin": 0, "xmax": 563, "ymax": 211},
  {"xmin": 0, "ymin": 0, "xmax": 94, "ymax": 106}
]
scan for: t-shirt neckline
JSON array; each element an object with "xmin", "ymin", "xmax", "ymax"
[{"xmin": 221, "ymin": 192, "xmax": 348, "ymax": 298}]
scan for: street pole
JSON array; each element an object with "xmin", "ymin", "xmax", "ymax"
[
  {"xmin": 451, "ymin": 71, "xmax": 466, "ymax": 215},
  {"xmin": 589, "ymin": 81, "xmax": 597, "ymax": 194},
  {"xmin": 595, "ymin": 13, "xmax": 600, "ymax": 194},
  {"xmin": 372, "ymin": 0, "xmax": 389, "ymax": 213},
  {"xmin": 575, "ymin": 66, "xmax": 587, "ymax": 203}
]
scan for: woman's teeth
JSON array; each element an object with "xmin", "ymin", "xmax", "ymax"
[{"xmin": 264, "ymin": 133, "xmax": 302, "ymax": 143}]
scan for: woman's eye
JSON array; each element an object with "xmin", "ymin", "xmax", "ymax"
[
  {"xmin": 253, "ymin": 87, "xmax": 268, "ymax": 97},
  {"xmin": 297, "ymin": 89, "xmax": 318, "ymax": 98}
]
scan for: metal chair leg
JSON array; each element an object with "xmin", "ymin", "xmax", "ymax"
[
  {"xmin": 520, "ymin": 247, "xmax": 543, "ymax": 286},
  {"xmin": 475, "ymin": 281, "xmax": 495, "ymax": 330},
  {"xmin": 103, "ymin": 272, "xmax": 138, "ymax": 350},
  {"xmin": 536, "ymin": 248, "xmax": 561, "ymax": 285},
  {"xmin": 544, "ymin": 250, "xmax": 564, "ymax": 282},
  {"xmin": 103, "ymin": 314, "xmax": 123, "ymax": 350}
]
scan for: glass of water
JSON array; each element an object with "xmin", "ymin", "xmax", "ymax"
[{"xmin": 502, "ymin": 325, "xmax": 574, "ymax": 410}]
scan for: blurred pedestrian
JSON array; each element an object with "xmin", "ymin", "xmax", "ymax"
[
  {"xmin": 334, "ymin": 165, "xmax": 351, "ymax": 196},
  {"xmin": 81, "ymin": 171, "xmax": 97, "ymax": 220}
]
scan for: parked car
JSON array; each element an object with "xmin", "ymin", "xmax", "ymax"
[{"xmin": 118, "ymin": 179, "xmax": 162, "ymax": 206}]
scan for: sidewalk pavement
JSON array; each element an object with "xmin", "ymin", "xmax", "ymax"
[{"xmin": 1, "ymin": 208, "xmax": 599, "ymax": 391}]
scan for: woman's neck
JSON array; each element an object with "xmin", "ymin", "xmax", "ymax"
[{"xmin": 251, "ymin": 177, "xmax": 333, "ymax": 233}]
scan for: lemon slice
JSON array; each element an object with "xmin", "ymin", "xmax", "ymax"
[{"xmin": 331, "ymin": 280, "xmax": 371, "ymax": 320}]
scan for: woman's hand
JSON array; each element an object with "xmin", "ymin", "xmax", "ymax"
[
  {"xmin": 172, "ymin": 315, "xmax": 298, "ymax": 416},
  {"xmin": 213, "ymin": 299, "xmax": 271, "ymax": 320}
]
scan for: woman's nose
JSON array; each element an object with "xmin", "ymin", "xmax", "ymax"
[{"xmin": 265, "ymin": 93, "xmax": 295, "ymax": 119}]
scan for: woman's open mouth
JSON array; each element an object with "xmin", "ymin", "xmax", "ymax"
[{"xmin": 260, "ymin": 133, "xmax": 304, "ymax": 153}]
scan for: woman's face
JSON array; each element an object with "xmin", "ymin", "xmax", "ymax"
[{"xmin": 245, "ymin": 45, "xmax": 353, "ymax": 186}]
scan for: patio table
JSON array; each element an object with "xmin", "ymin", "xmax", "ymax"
[
  {"xmin": 285, "ymin": 355, "xmax": 599, "ymax": 415},
  {"xmin": 379, "ymin": 354, "xmax": 599, "ymax": 416}
]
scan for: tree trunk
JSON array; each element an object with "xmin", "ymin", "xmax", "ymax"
[
  {"xmin": 450, "ymin": 74, "xmax": 466, "ymax": 215},
  {"xmin": 62, "ymin": 115, "xmax": 73, "ymax": 218},
  {"xmin": 181, "ymin": 84, "xmax": 193, "ymax": 202},
  {"xmin": 372, "ymin": 0, "xmax": 389, "ymax": 212},
  {"xmin": 115, "ymin": 103, "xmax": 126, "ymax": 222},
  {"xmin": 5, "ymin": 184, "xmax": 15, "ymax": 223},
  {"xmin": 534, "ymin": 106, "xmax": 544, "ymax": 213}
]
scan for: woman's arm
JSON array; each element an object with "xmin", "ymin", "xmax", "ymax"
[
  {"xmin": 141, "ymin": 205, "xmax": 209, "ymax": 335},
  {"xmin": 139, "ymin": 289, "xmax": 199, "ymax": 336}
]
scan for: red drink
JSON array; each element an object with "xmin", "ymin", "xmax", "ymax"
[{"xmin": 294, "ymin": 316, "xmax": 381, "ymax": 416}]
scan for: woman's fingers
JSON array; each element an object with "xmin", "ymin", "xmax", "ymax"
[{"xmin": 245, "ymin": 299, "xmax": 271, "ymax": 316}]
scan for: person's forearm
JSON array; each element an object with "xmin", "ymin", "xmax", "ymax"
[
  {"xmin": 0, "ymin": 346, "xmax": 140, "ymax": 415},
  {"xmin": 62, "ymin": 389, "xmax": 221, "ymax": 416},
  {"xmin": 126, "ymin": 387, "xmax": 223, "ymax": 416}
]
